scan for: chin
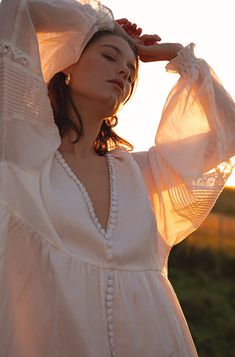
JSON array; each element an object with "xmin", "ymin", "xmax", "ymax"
[{"xmin": 103, "ymin": 95, "xmax": 122, "ymax": 117}]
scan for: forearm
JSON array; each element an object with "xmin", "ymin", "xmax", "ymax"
[{"xmin": 136, "ymin": 42, "xmax": 183, "ymax": 62}]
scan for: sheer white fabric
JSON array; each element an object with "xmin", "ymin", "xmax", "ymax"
[
  {"xmin": 0, "ymin": 0, "xmax": 235, "ymax": 356},
  {"xmin": 134, "ymin": 43, "xmax": 235, "ymax": 245}
]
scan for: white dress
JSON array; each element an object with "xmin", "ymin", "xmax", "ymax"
[{"xmin": 0, "ymin": 1, "xmax": 235, "ymax": 356}]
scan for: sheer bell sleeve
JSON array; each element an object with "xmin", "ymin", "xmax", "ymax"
[
  {"xmin": 0, "ymin": 0, "xmax": 114, "ymax": 170},
  {"xmin": 146, "ymin": 43, "xmax": 235, "ymax": 246}
]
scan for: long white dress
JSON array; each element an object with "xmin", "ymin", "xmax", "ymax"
[{"xmin": 0, "ymin": 1, "xmax": 235, "ymax": 356}]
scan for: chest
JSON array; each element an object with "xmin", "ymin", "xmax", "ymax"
[
  {"xmin": 55, "ymin": 152, "xmax": 112, "ymax": 232},
  {"xmin": 44, "ymin": 153, "xmax": 157, "ymax": 265},
  {"xmin": 74, "ymin": 163, "xmax": 110, "ymax": 230}
]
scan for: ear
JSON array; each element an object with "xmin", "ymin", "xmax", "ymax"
[{"xmin": 61, "ymin": 66, "xmax": 72, "ymax": 76}]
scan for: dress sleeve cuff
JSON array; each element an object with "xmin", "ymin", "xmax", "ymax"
[
  {"xmin": 94, "ymin": 1, "xmax": 115, "ymax": 30},
  {"xmin": 165, "ymin": 43, "xmax": 202, "ymax": 76}
]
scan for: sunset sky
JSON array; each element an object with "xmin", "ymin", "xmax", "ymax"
[{"xmin": 104, "ymin": 0, "xmax": 235, "ymax": 186}]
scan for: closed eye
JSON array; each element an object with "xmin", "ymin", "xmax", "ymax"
[{"xmin": 103, "ymin": 54, "xmax": 116, "ymax": 62}]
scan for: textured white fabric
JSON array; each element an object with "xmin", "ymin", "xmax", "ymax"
[{"xmin": 0, "ymin": 0, "xmax": 235, "ymax": 356}]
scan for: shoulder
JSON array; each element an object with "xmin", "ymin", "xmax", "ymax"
[
  {"xmin": 131, "ymin": 151, "xmax": 149, "ymax": 171},
  {"xmin": 109, "ymin": 147, "xmax": 152, "ymax": 172},
  {"xmin": 108, "ymin": 147, "xmax": 141, "ymax": 171},
  {"xmin": 109, "ymin": 147, "xmax": 152, "ymax": 177}
]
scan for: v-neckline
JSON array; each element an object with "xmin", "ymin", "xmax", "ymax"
[{"xmin": 55, "ymin": 150, "xmax": 118, "ymax": 240}]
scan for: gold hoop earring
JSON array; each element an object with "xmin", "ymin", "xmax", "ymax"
[
  {"xmin": 65, "ymin": 73, "xmax": 71, "ymax": 86},
  {"xmin": 105, "ymin": 116, "xmax": 118, "ymax": 128}
]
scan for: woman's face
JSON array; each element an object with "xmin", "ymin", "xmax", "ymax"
[{"xmin": 67, "ymin": 34, "xmax": 137, "ymax": 117}]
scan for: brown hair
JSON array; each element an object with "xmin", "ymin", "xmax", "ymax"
[{"xmin": 47, "ymin": 30, "xmax": 139, "ymax": 156}]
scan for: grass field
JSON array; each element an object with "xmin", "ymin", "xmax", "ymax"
[
  {"xmin": 168, "ymin": 188, "xmax": 235, "ymax": 356},
  {"xmin": 212, "ymin": 187, "xmax": 235, "ymax": 217}
]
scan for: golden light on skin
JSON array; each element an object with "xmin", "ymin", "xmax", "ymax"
[{"xmin": 104, "ymin": 0, "xmax": 235, "ymax": 186}]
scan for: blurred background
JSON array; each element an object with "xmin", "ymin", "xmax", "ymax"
[
  {"xmin": 104, "ymin": 1, "xmax": 235, "ymax": 355},
  {"xmin": 169, "ymin": 188, "xmax": 235, "ymax": 356}
]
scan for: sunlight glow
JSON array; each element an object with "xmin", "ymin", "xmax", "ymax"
[{"xmin": 105, "ymin": 0, "xmax": 235, "ymax": 187}]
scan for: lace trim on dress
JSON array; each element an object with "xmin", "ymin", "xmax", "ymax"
[
  {"xmin": 192, "ymin": 162, "xmax": 233, "ymax": 188},
  {"xmin": 0, "ymin": 41, "xmax": 31, "ymax": 67},
  {"xmin": 80, "ymin": 0, "xmax": 114, "ymax": 28},
  {"xmin": 167, "ymin": 161, "xmax": 233, "ymax": 225}
]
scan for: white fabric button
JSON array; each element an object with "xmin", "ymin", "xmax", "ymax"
[
  {"xmin": 109, "ymin": 331, "xmax": 115, "ymax": 338},
  {"xmin": 107, "ymin": 254, "xmax": 113, "ymax": 261},
  {"xmin": 107, "ymin": 308, "xmax": 113, "ymax": 315},
  {"xmin": 108, "ymin": 324, "xmax": 114, "ymax": 331},
  {"xmin": 108, "ymin": 279, "xmax": 114, "ymax": 286},
  {"xmin": 90, "ymin": 211, "xmax": 96, "ymax": 219},
  {"xmin": 106, "ymin": 294, "xmax": 113, "ymax": 301},
  {"xmin": 107, "ymin": 316, "xmax": 113, "ymax": 323},
  {"xmin": 107, "ymin": 287, "xmax": 114, "ymax": 294},
  {"xmin": 106, "ymin": 241, "xmax": 113, "ymax": 248},
  {"xmin": 105, "ymin": 232, "xmax": 112, "ymax": 240},
  {"xmin": 96, "ymin": 223, "xmax": 101, "ymax": 230},
  {"xmin": 108, "ymin": 271, "xmax": 114, "ymax": 278},
  {"xmin": 109, "ymin": 218, "xmax": 116, "ymax": 225},
  {"xmin": 106, "ymin": 301, "xmax": 113, "ymax": 308},
  {"xmin": 100, "ymin": 228, "xmax": 105, "ymax": 236}
]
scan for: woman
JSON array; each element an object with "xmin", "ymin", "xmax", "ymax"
[{"xmin": 0, "ymin": 0, "xmax": 234, "ymax": 356}]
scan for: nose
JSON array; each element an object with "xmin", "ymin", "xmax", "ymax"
[{"xmin": 117, "ymin": 64, "xmax": 130, "ymax": 80}]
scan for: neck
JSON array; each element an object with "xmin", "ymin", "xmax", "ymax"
[
  {"xmin": 59, "ymin": 96, "xmax": 115, "ymax": 158},
  {"xmin": 59, "ymin": 99, "xmax": 107, "ymax": 159}
]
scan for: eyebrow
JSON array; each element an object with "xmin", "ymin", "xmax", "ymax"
[{"xmin": 100, "ymin": 44, "xmax": 136, "ymax": 73}]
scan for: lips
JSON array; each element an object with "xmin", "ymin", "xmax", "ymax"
[{"xmin": 108, "ymin": 79, "xmax": 124, "ymax": 91}]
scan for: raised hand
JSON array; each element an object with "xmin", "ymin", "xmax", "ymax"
[
  {"xmin": 116, "ymin": 18, "xmax": 183, "ymax": 62},
  {"xmin": 116, "ymin": 18, "xmax": 143, "ymax": 38},
  {"xmin": 116, "ymin": 18, "xmax": 161, "ymax": 45}
]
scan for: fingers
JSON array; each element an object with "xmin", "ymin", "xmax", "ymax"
[
  {"xmin": 116, "ymin": 18, "xmax": 129, "ymax": 25},
  {"xmin": 116, "ymin": 19, "xmax": 142, "ymax": 37},
  {"xmin": 115, "ymin": 19, "xmax": 162, "ymax": 45},
  {"xmin": 140, "ymin": 34, "xmax": 161, "ymax": 43},
  {"xmin": 134, "ymin": 34, "xmax": 161, "ymax": 47},
  {"xmin": 116, "ymin": 18, "xmax": 128, "ymax": 23},
  {"xmin": 124, "ymin": 23, "xmax": 142, "ymax": 37}
]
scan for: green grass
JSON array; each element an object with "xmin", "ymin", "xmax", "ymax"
[
  {"xmin": 212, "ymin": 187, "xmax": 235, "ymax": 216},
  {"xmin": 168, "ymin": 188, "xmax": 235, "ymax": 356},
  {"xmin": 169, "ymin": 264, "xmax": 235, "ymax": 357}
]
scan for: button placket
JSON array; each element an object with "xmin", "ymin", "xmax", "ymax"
[
  {"xmin": 55, "ymin": 151, "xmax": 118, "ymax": 356},
  {"xmin": 106, "ymin": 271, "xmax": 116, "ymax": 356},
  {"xmin": 55, "ymin": 151, "xmax": 118, "ymax": 243}
]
